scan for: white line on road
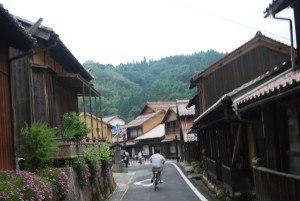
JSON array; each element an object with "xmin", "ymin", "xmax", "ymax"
[{"xmin": 171, "ymin": 163, "xmax": 208, "ymax": 201}]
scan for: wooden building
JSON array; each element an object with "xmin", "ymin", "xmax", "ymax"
[
  {"xmin": 0, "ymin": 4, "xmax": 36, "ymax": 170},
  {"xmin": 79, "ymin": 113, "xmax": 113, "ymax": 143},
  {"xmin": 0, "ymin": 13, "xmax": 101, "ymax": 167},
  {"xmin": 161, "ymin": 100, "xmax": 197, "ymax": 161},
  {"xmin": 189, "ymin": 32, "xmax": 293, "ymax": 198},
  {"xmin": 124, "ymin": 110, "xmax": 166, "ymax": 157},
  {"xmin": 123, "ymin": 102, "xmax": 176, "ymax": 157}
]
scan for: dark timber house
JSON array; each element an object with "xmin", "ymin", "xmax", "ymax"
[
  {"xmin": 0, "ymin": 4, "xmax": 36, "ymax": 170},
  {"xmin": 189, "ymin": 32, "xmax": 292, "ymax": 199},
  {"xmin": 1, "ymin": 7, "xmax": 101, "ymax": 169}
]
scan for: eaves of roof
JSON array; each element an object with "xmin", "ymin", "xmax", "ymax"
[
  {"xmin": 0, "ymin": 4, "xmax": 36, "ymax": 50},
  {"xmin": 16, "ymin": 17, "xmax": 93, "ymax": 81},
  {"xmin": 264, "ymin": 0, "xmax": 293, "ymax": 17},
  {"xmin": 234, "ymin": 65, "xmax": 300, "ymax": 111},
  {"xmin": 194, "ymin": 60, "xmax": 291, "ymax": 124},
  {"xmin": 189, "ymin": 32, "xmax": 291, "ymax": 89}
]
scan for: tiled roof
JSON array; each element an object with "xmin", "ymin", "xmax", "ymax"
[
  {"xmin": 144, "ymin": 101, "xmax": 176, "ymax": 112},
  {"xmin": 189, "ymin": 32, "xmax": 291, "ymax": 89},
  {"xmin": 235, "ymin": 67, "xmax": 300, "ymax": 107},
  {"xmin": 176, "ymin": 100, "xmax": 195, "ymax": 117},
  {"xmin": 135, "ymin": 124, "xmax": 165, "ymax": 140},
  {"xmin": 194, "ymin": 61, "xmax": 292, "ymax": 123},
  {"xmin": 126, "ymin": 111, "xmax": 162, "ymax": 128}
]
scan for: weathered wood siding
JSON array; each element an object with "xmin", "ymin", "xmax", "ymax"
[
  {"xmin": 31, "ymin": 67, "xmax": 53, "ymax": 123},
  {"xmin": 202, "ymin": 46, "xmax": 290, "ymax": 110},
  {"xmin": 0, "ymin": 43, "xmax": 14, "ymax": 170},
  {"xmin": 10, "ymin": 47, "xmax": 31, "ymax": 157}
]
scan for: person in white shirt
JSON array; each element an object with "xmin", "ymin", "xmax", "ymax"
[{"xmin": 149, "ymin": 149, "xmax": 165, "ymax": 183}]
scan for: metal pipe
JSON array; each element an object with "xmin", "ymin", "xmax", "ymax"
[
  {"xmin": 89, "ymin": 88, "xmax": 94, "ymax": 140},
  {"xmin": 273, "ymin": 16, "xmax": 295, "ymax": 68},
  {"xmin": 9, "ymin": 41, "xmax": 58, "ymax": 62},
  {"xmin": 95, "ymin": 96, "xmax": 100, "ymax": 139},
  {"xmin": 82, "ymin": 83, "xmax": 86, "ymax": 122},
  {"xmin": 99, "ymin": 96, "xmax": 104, "ymax": 140}
]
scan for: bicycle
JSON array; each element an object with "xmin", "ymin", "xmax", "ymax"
[{"xmin": 153, "ymin": 169, "xmax": 160, "ymax": 191}]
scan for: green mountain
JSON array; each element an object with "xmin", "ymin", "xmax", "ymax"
[{"xmin": 82, "ymin": 50, "xmax": 224, "ymax": 122}]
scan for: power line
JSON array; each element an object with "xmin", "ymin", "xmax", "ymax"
[{"xmin": 170, "ymin": 0, "xmax": 291, "ymax": 43}]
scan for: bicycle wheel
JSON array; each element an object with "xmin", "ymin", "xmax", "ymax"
[{"xmin": 154, "ymin": 172, "xmax": 158, "ymax": 191}]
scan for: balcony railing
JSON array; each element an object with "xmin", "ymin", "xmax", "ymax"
[{"xmin": 253, "ymin": 165, "xmax": 300, "ymax": 201}]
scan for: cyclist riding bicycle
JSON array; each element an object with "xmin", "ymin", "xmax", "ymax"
[{"xmin": 150, "ymin": 149, "xmax": 165, "ymax": 183}]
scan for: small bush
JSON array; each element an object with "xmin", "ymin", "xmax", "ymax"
[
  {"xmin": 22, "ymin": 122, "xmax": 58, "ymax": 171},
  {"xmin": 72, "ymin": 156, "xmax": 91, "ymax": 187},
  {"xmin": 61, "ymin": 112, "xmax": 90, "ymax": 142},
  {"xmin": 84, "ymin": 148, "xmax": 101, "ymax": 184}
]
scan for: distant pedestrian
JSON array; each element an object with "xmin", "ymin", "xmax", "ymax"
[{"xmin": 138, "ymin": 151, "xmax": 143, "ymax": 164}]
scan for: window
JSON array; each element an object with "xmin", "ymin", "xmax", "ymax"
[
  {"xmin": 165, "ymin": 121, "xmax": 179, "ymax": 134},
  {"xmin": 170, "ymin": 143, "xmax": 176, "ymax": 154},
  {"xmin": 287, "ymin": 106, "xmax": 300, "ymax": 175},
  {"xmin": 129, "ymin": 127, "xmax": 142, "ymax": 139}
]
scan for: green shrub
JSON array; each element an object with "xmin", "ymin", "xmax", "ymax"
[
  {"xmin": 61, "ymin": 112, "xmax": 90, "ymax": 142},
  {"xmin": 72, "ymin": 156, "xmax": 91, "ymax": 187},
  {"xmin": 84, "ymin": 148, "xmax": 101, "ymax": 184},
  {"xmin": 21, "ymin": 122, "xmax": 58, "ymax": 171},
  {"xmin": 194, "ymin": 166, "xmax": 203, "ymax": 174},
  {"xmin": 98, "ymin": 143, "xmax": 114, "ymax": 168}
]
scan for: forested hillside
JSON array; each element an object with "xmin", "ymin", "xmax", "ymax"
[{"xmin": 82, "ymin": 50, "xmax": 224, "ymax": 121}]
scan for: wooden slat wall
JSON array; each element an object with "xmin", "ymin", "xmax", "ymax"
[
  {"xmin": 0, "ymin": 43, "xmax": 14, "ymax": 170},
  {"xmin": 10, "ymin": 47, "xmax": 30, "ymax": 157},
  {"xmin": 253, "ymin": 166, "xmax": 300, "ymax": 201},
  {"xmin": 202, "ymin": 46, "xmax": 290, "ymax": 109}
]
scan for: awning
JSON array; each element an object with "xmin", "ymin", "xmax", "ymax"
[
  {"xmin": 187, "ymin": 94, "xmax": 198, "ymax": 108},
  {"xmin": 161, "ymin": 138, "xmax": 174, "ymax": 143},
  {"xmin": 135, "ymin": 124, "xmax": 165, "ymax": 140},
  {"xmin": 125, "ymin": 140, "xmax": 136, "ymax": 146},
  {"xmin": 55, "ymin": 73, "xmax": 100, "ymax": 96}
]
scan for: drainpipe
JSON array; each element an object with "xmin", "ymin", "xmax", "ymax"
[
  {"xmin": 272, "ymin": 15, "xmax": 295, "ymax": 68},
  {"xmin": 231, "ymin": 103, "xmax": 262, "ymax": 166}
]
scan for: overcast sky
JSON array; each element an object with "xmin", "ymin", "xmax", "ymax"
[{"xmin": 1, "ymin": 0, "xmax": 295, "ymax": 66}]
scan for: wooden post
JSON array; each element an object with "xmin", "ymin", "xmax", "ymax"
[
  {"xmin": 95, "ymin": 96, "xmax": 100, "ymax": 140},
  {"xmin": 99, "ymin": 96, "xmax": 104, "ymax": 140},
  {"xmin": 82, "ymin": 83, "xmax": 86, "ymax": 122},
  {"xmin": 89, "ymin": 88, "xmax": 94, "ymax": 140}
]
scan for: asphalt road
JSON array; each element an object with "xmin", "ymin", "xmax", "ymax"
[{"xmin": 120, "ymin": 162, "xmax": 212, "ymax": 201}]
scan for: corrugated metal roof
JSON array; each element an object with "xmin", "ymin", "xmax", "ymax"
[
  {"xmin": 176, "ymin": 100, "xmax": 195, "ymax": 117},
  {"xmin": 135, "ymin": 124, "xmax": 165, "ymax": 140},
  {"xmin": 235, "ymin": 67, "xmax": 300, "ymax": 107}
]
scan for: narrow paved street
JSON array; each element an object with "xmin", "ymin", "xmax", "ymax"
[{"xmin": 108, "ymin": 161, "xmax": 216, "ymax": 201}]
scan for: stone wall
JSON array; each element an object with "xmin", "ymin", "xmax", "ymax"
[{"xmin": 64, "ymin": 167, "xmax": 116, "ymax": 201}]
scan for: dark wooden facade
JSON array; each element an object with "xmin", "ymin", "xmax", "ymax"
[
  {"xmin": 0, "ymin": 5, "xmax": 35, "ymax": 170},
  {"xmin": 190, "ymin": 33, "xmax": 291, "ymax": 112},
  {"xmin": 189, "ymin": 33, "xmax": 293, "ymax": 199},
  {"xmin": 0, "ymin": 9, "xmax": 101, "ymax": 170}
]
